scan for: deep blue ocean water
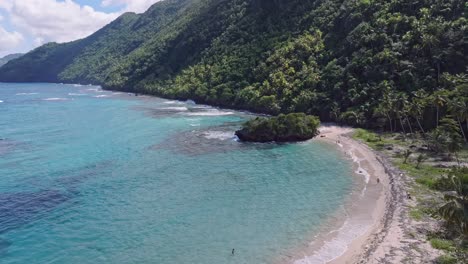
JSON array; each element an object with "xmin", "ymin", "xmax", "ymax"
[{"xmin": 0, "ymin": 83, "xmax": 354, "ymax": 264}]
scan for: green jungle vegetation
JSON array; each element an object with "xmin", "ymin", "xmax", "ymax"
[
  {"xmin": 353, "ymin": 128, "xmax": 468, "ymax": 262},
  {"xmin": 235, "ymin": 113, "xmax": 320, "ymax": 142},
  {"xmin": 0, "ymin": 0, "xmax": 466, "ymax": 129},
  {"xmin": 0, "ymin": 0, "xmax": 467, "ymax": 260},
  {"xmin": 0, "ymin": 53, "xmax": 23, "ymax": 67}
]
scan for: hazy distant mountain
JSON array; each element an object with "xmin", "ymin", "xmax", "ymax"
[{"xmin": 0, "ymin": 53, "xmax": 24, "ymax": 67}]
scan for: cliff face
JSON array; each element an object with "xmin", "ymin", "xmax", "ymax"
[{"xmin": 0, "ymin": 0, "xmax": 466, "ymax": 128}]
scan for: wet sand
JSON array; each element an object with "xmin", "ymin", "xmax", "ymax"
[{"xmin": 288, "ymin": 124, "xmax": 428, "ymax": 264}]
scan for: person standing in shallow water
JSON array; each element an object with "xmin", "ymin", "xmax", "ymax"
[{"xmin": 232, "ymin": 248, "xmax": 235, "ymax": 255}]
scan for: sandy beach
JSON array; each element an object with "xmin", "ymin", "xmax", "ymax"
[{"xmin": 290, "ymin": 124, "xmax": 439, "ymax": 264}]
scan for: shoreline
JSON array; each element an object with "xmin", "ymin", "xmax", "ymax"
[
  {"xmin": 287, "ymin": 124, "xmax": 394, "ymax": 263},
  {"xmin": 120, "ymin": 91, "xmax": 405, "ymax": 263},
  {"xmin": 65, "ymin": 85, "xmax": 437, "ymax": 262},
  {"xmin": 123, "ymin": 90, "xmax": 398, "ymax": 263},
  {"xmin": 79, "ymin": 87, "xmax": 438, "ymax": 263},
  {"xmin": 1, "ymin": 83, "xmax": 445, "ymax": 263}
]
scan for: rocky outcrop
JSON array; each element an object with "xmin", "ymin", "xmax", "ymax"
[{"xmin": 235, "ymin": 113, "xmax": 320, "ymax": 143}]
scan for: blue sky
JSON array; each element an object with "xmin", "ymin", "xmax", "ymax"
[
  {"xmin": 0, "ymin": 0, "xmax": 161, "ymax": 57},
  {"xmin": 74, "ymin": 0, "xmax": 124, "ymax": 12}
]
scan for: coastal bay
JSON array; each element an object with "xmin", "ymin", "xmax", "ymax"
[{"xmin": 0, "ymin": 83, "xmax": 357, "ymax": 264}]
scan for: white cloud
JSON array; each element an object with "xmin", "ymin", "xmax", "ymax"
[
  {"xmin": 2, "ymin": 0, "xmax": 119, "ymax": 46},
  {"xmin": 0, "ymin": 26, "xmax": 23, "ymax": 54},
  {"xmin": 0, "ymin": 1, "xmax": 12, "ymax": 10},
  {"xmin": 0, "ymin": 0, "xmax": 161, "ymax": 56},
  {"xmin": 102, "ymin": 0, "xmax": 161, "ymax": 13}
]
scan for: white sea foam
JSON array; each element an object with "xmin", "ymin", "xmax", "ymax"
[
  {"xmin": 160, "ymin": 107, "xmax": 188, "ymax": 111},
  {"xmin": 293, "ymin": 140, "xmax": 377, "ymax": 264},
  {"xmin": 202, "ymin": 131, "xmax": 234, "ymax": 140},
  {"xmin": 16, "ymin": 92, "xmax": 38, "ymax": 95},
  {"xmin": 43, "ymin": 98, "xmax": 69, "ymax": 101},
  {"xmin": 294, "ymin": 216, "xmax": 372, "ymax": 264},
  {"xmin": 68, "ymin": 93, "xmax": 88, "ymax": 96},
  {"xmin": 93, "ymin": 95, "xmax": 110, "ymax": 98},
  {"xmin": 163, "ymin": 100, "xmax": 183, "ymax": 104},
  {"xmin": 185, "ymin": 109, "xmax": 234, "ymax": 116},
  {"xmin": 73, "ymin": 84, "xmax": 83, "ymax": 87},
  {"xmin": 353, "ymin": 156, "xmax": 370, "ymax": 183},
  {"xmin": 0, "ymin": 100, "xmax": 3, "ymax": 103},
  {"xmin": 191, "ymin": 105, "xmax": 211, "ymax": 109},
  {"xmin": 86, "ymin": 88, "xmax": 100, "ymax": 92},
  {"xmin": 347, "ymin": 149, "xmax": 370, "ymax": 196},
  {"xmin": 357, "ymin": 168, "xmax": 371, "ymax": 196}
]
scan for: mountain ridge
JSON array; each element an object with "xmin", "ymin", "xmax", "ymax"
[
  {"xmin": 0, "ymin": 53, "xmax": 24, "ymax": 67},
  {"xmin": 0, "ymin": 0, "xmax": 466, "ymax": 128}
]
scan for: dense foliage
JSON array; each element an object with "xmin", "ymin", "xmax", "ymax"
[
  {"xmin": 0, "ymin": 53, "xmax": 23, "ymax": 67},
  {"xmin": 235, "ymin": 113, "xmax": 320, "ymax": 142},
  {"xmin": 0, "ymin": 0, "xmax": 466, "ymax": 132},
  {"xmin": 438, "ymin": 167, "xmax": 468, "ymax": 241}
]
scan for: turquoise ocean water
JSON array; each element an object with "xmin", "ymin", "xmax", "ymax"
[{"xmin": 0, "ymin": 83, "xmax": 354, "ymax": 264}]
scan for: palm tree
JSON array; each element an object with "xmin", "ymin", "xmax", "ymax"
[
  {"xmin": 436, "ymin": 118, "xmax": 464, "ymax": 164},
  {"xmin": 376, "ymin": 82, "xmax": 398, "ymax": 132},
  {"xmin": 382, "ymin": 90, "xmax": 395, "ymax": 132},
  {"xmin": 452, "ymin": 76, "xmax": 468, "ymax": 135},
  {"xmin": 330, "ymin": 103, "xmax": 341, "ymax": 122},
  {"xmin": 448, "ymin": 98, "xmax": 467, "ymax": 143},
  {"xmin": 411, "ymin": 90, "xmax": 428, "ymax": 135},
  {"xmin": 409, "ymin": 100, "xmax": 424, "ymax": 134},
  {"xmin": 395, "ymin": 93, "xmax": 408, "ymax": 135},
  {"xmin": 402, "ymin": 97, "xmax": 414, "ymax": 135},
  {"xmin": 376, "ymin": 102, "xmax": 392, "ymax": 132},
  {"xmin": 460, "ymin": 101, "xmax": 467, "ymax": 142},
  {"xmin": 431, "ymin": 90, "xmax": 447, "ymax": 128},
  {"xmin": 438, "ymin": 168, "xmax": 468, "ymax": 240}
]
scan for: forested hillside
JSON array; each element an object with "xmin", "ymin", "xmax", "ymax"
[
  {"xmin": 0, "ymin": 0, "xmax": 466, "ymax": 130},
  {"xmin": 0, "ymin": 53, "xmax": 23, "ymax": 67}
]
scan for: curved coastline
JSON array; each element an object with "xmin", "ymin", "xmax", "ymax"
[
  {"xmin": 113, "ymin": 89, "xmax": 396, "ymax": 263},
  {"xmin": 79, "ymin": 87, "xmax": 408, "ymax": 263},
  {"xmin": 288, "ymin": 124, "xmax": 394, "ymax": 264},
  {"xmin": 114, "ymin": 90, "xmax": 401, "ymax": 263}
]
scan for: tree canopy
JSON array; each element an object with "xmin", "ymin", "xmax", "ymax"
[
  {"xmin": 0, "ymin": 0, "xmax": 466, "ymax": 132},
  {"xmin": 235, "ymin": 113, "xmax": 320, "ymax": 142},
  {"xmin": 0, "ymin": 53, "xmax": 23, "ymax": 67}
]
